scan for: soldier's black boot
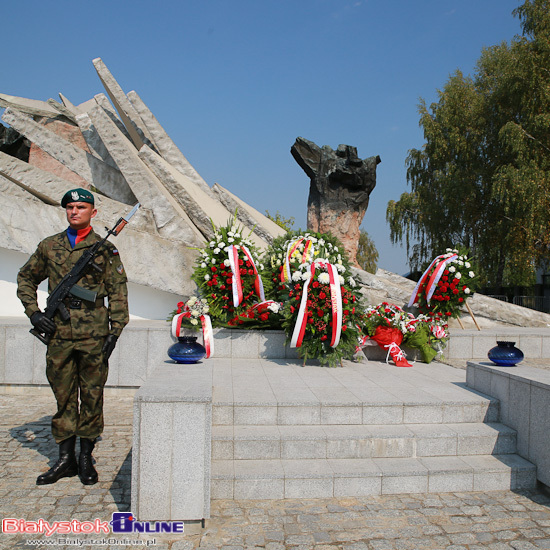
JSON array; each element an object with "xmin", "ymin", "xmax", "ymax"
[
  {"xmin": 36, "ymin": 435, "xmax": 78, "ymax": 485},
  {"xmin": 78, "ymin": 438, "xmax": 98, "ymax": 485}
]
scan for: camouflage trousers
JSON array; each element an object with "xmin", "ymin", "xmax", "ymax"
[{"xmin": 46, "ymin": 337, "xmax": 108, "ymax": 444}]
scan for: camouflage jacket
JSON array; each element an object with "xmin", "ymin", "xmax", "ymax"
[{"xmin": 17, "ymin": 228, "xmax": 129, "ymax": 341}]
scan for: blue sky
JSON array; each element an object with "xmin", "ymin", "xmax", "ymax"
[{"xmin": 1, "ymin": 0, "xmax": 523, "ymax": 274}]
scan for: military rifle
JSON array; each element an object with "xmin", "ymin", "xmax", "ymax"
[{"xmin": 30, "ymin": 202, "xmax": 141, "ymax": 345}]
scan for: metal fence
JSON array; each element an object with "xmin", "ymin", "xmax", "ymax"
[{"xmin": 512, "ymin": 295, "xmax": 550, "ymax": 313}]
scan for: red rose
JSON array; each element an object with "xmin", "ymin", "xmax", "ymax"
[
  {"xmin": 343, "ymin": 298, "xmax": 349, "ymax": 304},
  {"xmin": 248, "ymin": 269, "xmax": 254, "ymax": 275},
  {"xmin": 211, "ymin": 266, "xmax": 217, "ymax": 272},
  {"xmin": 312, "ymin": 281, "xmax": 319, "ymax": 288},
  {"xmin": 321, "ymin": 335, "xmax": 328, "ymax": 341},
  {"xmin": 459, "ymin": 297, "xmax": 464, "ymax": 302},
  {"xmin": 260, "ymin": 313, "xmax": 269, "ymax": 321},
  {"xmin": 238, "ymin": 259, "xmax": 243, "ymax": 266},
  {"xmin": 290, "ymin": 305, "xmax": 295, "ymax": 313},
  {"xmin": 453, "ymin": 289, "xmax": 459, "ymax": 295},
  {"xmin": 342, "ymin": 325, "xmax": 347, "ymax": 332},
  {"xmin": 317, "ymin": 309, "xmax": 324, "ymax": 317},
  {"xmin": 319, "ymin": 292, "xmax": 326, "ymax": 299}
]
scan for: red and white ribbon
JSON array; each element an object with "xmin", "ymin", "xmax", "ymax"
[
  {"xmin": 171, "ymin": 310, "xmax": 214, "ymax": 358},
  {"xmin": 408, "ymin": 253, "xmax": 458, "ymax": 306},
  {"xmin": 228, "ymin": 245, "xmax": 265, "ymax": 307},
  {"xmin": 200, "ymin": 314, "xmax": 214, "ymax": 358},
  {"xmin": 280, "ymin": 238, "xmax": 315, "ymax": 283},
  {"xmin": 228, "ymin": 245, "xmax": 244, "ymax": 307},
  {"xmin": 290, "ymin": 261, "xmax": 342, "ymax": 349}
]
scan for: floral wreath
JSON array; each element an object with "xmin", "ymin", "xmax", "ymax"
[
  {"xmin": 262, "ymin": 231, "xmax": 364, "ymax": 367},
  {"xmin": 191, "ymin": 216, "xmax": 267, "ymax": 326},
  {"xmin": 409, "ymin": 248, "xmax": 478, "ymax": 319}
]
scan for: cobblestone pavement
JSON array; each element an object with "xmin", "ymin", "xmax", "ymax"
[{"xmin": 1, "ymin": 388, "xmax": 550, "ymax": 550}]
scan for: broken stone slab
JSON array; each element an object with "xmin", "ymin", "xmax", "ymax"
[
  {"xmin": 0, "ymin": 92, "xmax": 61, "ymax": 119},
  {"xmin": 0, "ymin": 152, "xmax": 158, "ymax": 235},
  {"xmin": 2, "ymin": 108, "xmax": 137, "ymax": 205},
  {"xmin": 46, "ymin": 98, "xmax": 77, "ymax": 123},
  {"xmin": 0, "ymin": 173, "xmax": 44, "ymax": 204},
  {"xmin": 75, "ymin": 113, "xmax": 119, "ymax": 169},
  {"xmin": 94, "ymin": 93, "xmax": 133, "ymax": 142},
  {"xmin": 92, "ymin": 58, "xmax": 157, "ymax": 152},
  {"xmin": 86, "ymin": 103, "xmax": 204, "ymax": 246},
  {"xmin": 138, "ymin": 146, "xmax": 268, "ymax": 249},
  {"xmin": 212, "ymin": 182, "xmax": 286, "ymax": 244},
  {"xmin": 127, "ymin": 90, "xmax": 213, "ymax": 196},
  {"xmin": 59, "ymin": 93, "xmax": 99, "ymax": 118},
  {"xmin": 0, "ymin": 193, "xmax": 198, "ymax": 296}
]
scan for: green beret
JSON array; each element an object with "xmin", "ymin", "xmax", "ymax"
[{"xmin": 61, "ymin": 188, "xmax": 95, "ymax": 208}]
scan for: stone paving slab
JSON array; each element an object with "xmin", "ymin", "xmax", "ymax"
[{"xmin": 2, "ymin": 383, "xmax": 550, "ymax": 549}]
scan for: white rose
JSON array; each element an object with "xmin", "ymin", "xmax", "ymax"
[
  {"xmin": 469, "ymin": 271, "xmax": 475, "ymax": 278},
  {"xmin": 201, "ymin": 262, "xmax": 207, "ymax": 268},
  {"xmin": 191, "ymin": 310, "xmax": 200, "ymax": 317},
  {"xmin": 458, "ymin": 260, "xmax": 464, "ymax": 266},
  {"xmin": 204, "ymin": 274, "xmax": 210, "ymax": 281},
  {"xmin": 209, "ymin": 241, "xmax": 215, "ymax": 248},
  {"xmin": 190, "ymin": 318, "xmax": 199, "ymax": 325},
  {"xmin": 224, "ymin": 259, "xmax": 231, "ymax": 267},
  {"xmin": 218, "ymin": 241, "xmax": 226, "ymax": 248},
  {"xmin": 465, "ymin": 288, "xmax": 471, "ymax": 294},
  {"xmin": 456, "ymin": 272, "xmax": 462, "ymax": 279},
  {"xmin": 449, "ymin": 266, "xmax": 456, "ymax": 273},
  {"xmin": 339, "ymin": 275, "xmax": 345, "ymax": 285},
  {"xmin": 228, "ymin": 237, "xmax": 234, "ymax": 243},
  {"xmin": 465, "ymin": 262, "xmax": 471, "ymax": 268},
  {"xmin": 214, "ymin": 248, "xmax": 220, "ymax": 254}
]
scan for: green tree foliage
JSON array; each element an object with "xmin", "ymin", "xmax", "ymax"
[
  {"xmin": 265, "ymin": 210, "xmax": 295, "ymax": 232},
  {"xmin": 356, "ymin": 230, "xmax": 379, "ymax": 273},
  {"xmin": 386, "ymin": 0, "xmax": 550, "ymax": 288}
]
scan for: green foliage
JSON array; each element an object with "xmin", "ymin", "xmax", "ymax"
[
  {"xmin": 386, "ymin": 0, "xmax": 550, "ymax": 287},
  {"xmin": 356, "ymin": 230, "xmax": 379, "ymax": 273},
  {"xmin": 265, "ymin": 210, "xmax": 295, "ymax": 232}
]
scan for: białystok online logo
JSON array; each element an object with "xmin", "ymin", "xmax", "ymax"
[{"xmin": 2, "ymin": 513, "xmax": 185, "ymax": 535}]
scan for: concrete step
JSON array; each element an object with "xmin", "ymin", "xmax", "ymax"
[
  {"xmin": 211, "ymin": 422, "xmax": 518, "ymax": 461},
  {"xmin": 212, "ymin": 399, "xmax": 499, "ymax": 426},
  {"xmin": 211, "ymin": 454, "xmax": 537, "ymax": 499}
]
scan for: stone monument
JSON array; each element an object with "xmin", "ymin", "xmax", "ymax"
[{"xmin": 291, "ymin": 136, "xmax": 381, "ymax": 266}]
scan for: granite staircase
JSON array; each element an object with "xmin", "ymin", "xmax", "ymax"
[{"xmin": 209, "ymin": 358, "xmax": 536, "ymax": 499}]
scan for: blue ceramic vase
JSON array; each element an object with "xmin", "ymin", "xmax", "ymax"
[
  {"xmin": 168, "ymin": 336, "xmax": 206, "ymax": 364},
  {"xmin": 487, "ymin": 341, "xmax": 524, "ymax": 366}
]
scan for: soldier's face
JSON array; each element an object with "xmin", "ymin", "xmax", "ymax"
[{"xmin": 66, "ymin": 202, "xmax": 97, "ymax": 230}]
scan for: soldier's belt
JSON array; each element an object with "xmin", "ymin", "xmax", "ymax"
[{"xmin": 64, "ymin": 297, "xmax": 105, "ymax": 310}]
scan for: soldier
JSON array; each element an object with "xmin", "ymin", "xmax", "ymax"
[{"xmin": 17, "ymin": 188, "xmax": 129, "ymax": 486}]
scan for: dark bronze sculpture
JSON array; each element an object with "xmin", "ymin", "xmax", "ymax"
[{"xmin": 291, "ymin": 137, "xmax": 381, "ymax": 266}]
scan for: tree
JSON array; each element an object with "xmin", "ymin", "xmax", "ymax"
[
  {"xmin": 386, "ymin": 0, "xmax": 550, "ymax": 288},
  {"xmin": 355, "ymin": 230, "xmax": 379, "ymax": 273},
  {"xmin": 265, "ymin": 210, "xmax": 295, "ymax": 232}
]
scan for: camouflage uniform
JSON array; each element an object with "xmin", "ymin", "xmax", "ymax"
[{"xmin": 17, "ymin": 229, "xmax": 129, "ymax": 443}]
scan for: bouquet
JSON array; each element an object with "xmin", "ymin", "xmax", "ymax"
[
  {"xmin": 361, "ymin": 302, "xmax": 449, "ymax": 365},
  {"xmin": 362, "ymin": 302, "xmax": 415, "ymax": 366},
  {"xmin": 168, "ymin": 296, "xmax": 214, "ymax": 358},
  {"xmin": 409, "ymin": 248, "xmax": 479, "ymax": 319},
  {"xmin": 168, "ymin": 296, "xmax": 210, "ymax": 332},
  {"xmin": 191, "ymin": 216, "xmax": 267, "ymax": 326}
]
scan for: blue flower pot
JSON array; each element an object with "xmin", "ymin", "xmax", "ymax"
[
  {"xmin": 487, "ymin": 341, "xmax": 524, "ymax": 366},
  {"xmin": 168, "ymin": 336, "xmax": 206, "ymax": 364}
]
